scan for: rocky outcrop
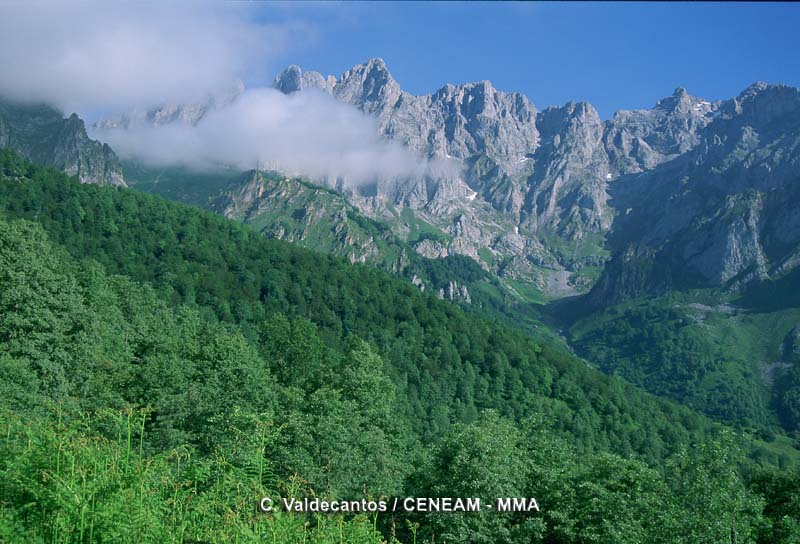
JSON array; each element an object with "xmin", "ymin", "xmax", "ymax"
[
  {"xmin": 215, "ymin": 170, "xmax": 383, "ymax": 264},
  {"xmin": 437, "ymin": 280, "xmax": 471, "ymax": 304},
  {"xmin": 273, "ymin": 65, "xmax": 336, "ymax": 95},
  {"xmin": 604, "ymin": 87, "xmax": 717, "ymax": 175},
  {"xmin": 0, "ymin": 98, "xmax": 125, "ymax": 186},
  {"xmin": 592, "ymin": 83, "xmax": 800, "ymax": 303}
]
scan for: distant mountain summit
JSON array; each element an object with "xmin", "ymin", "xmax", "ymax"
[
  {"xmin": 273, "ymin": 58, "xmax": 539, "ymax": 165},
  {"xmin": 592, "ymin": 82, "xmax": 800, "ymax": 303},
  {"xmin": 93, "ymin": 82, "xmax": 245, "ymax": 130},
  {"xmin": 69, "ymin": 58, "xmax": 800, "ymax": 300},
  {"xmin": 270, "ymin": 59, "xmax": 771, "ymax": 297}
]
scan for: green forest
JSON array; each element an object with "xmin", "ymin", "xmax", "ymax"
[
  {"xmin": 568, "ymin": 292, "xmax": 800, "ymax": 436},
  {"xmin": 2, "ymin": 149, "xmax": 800, "ymax": 542}
]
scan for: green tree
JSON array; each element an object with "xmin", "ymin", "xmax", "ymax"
[{"xmin": 666, "ymin": 432, "xmax": 765, "ymax": 543}]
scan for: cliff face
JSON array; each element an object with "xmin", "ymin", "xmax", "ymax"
[
  {"xmin": 0, "ymin": 99, "xmax": 125, "ymax": 186},
  {"xmin": 87, "ymin": 58, "xmax": 800, "ymax": 302},
  {"xmin": 603, "ymin": 87, "xmax": 717, "ymax": 175},
  {"xmin": 521, "ymin": 101, "xmax": 610, "ymax": 239},
  {"xmin": 592, "ymin": 83, "xmax": 800, "ymax": 303},
  {"xmin": 272, "ymin": 59, "xmax": 763, "ymax": 297}
]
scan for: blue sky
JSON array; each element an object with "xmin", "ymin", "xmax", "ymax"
[
  {"xmin": 258, "ymin": 2, "xmax": 800, "ymax": 119},
  {"xmin": 2, "ymin": 2, "xmax": 794, "ymax": 182}
]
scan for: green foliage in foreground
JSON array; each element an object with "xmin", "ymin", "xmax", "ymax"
[
  {"xmin": 1, "ymin": 149, "xmax": 800, "ymax": 541},
  {"xmin": 411, "ymin": 413, "xmax": 769, "ymax": 544},
  {"xmin": 4, "ymin": 407, "xmax": 800, "ymax": 544},
  {"xmin": 0, "ymin": 409, "xmax": 386, "ymax": 544}
]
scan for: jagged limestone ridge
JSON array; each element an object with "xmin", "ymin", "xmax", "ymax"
[{"xmin": 0, "ymin": 98, "xmax": 125, "ymax": 186}]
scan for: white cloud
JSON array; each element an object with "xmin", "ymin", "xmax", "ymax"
[
  {"xmin": 0, "ymin": 2, "xmax": 458, "ymax": 185},
  {"xmin": 92, "ymin": 88, "xmax": 455, "ymax": 186},
  {"xmin": 0, "ymin": 2, "xmax": 304, "ymax": 112}
]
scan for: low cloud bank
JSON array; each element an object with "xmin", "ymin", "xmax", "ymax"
[
  {"xmin": 1, "ymin": 2, "xmax": 457, "ymax": 185},
  {"xmin": 0, "ymin": 3, "xmax": 298, "ymax": 113},
  {"xmin": 93, "ymin": 88, "xmax": 456, "ymax": 185}
]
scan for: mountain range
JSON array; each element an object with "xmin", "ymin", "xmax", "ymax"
[
  {"xmin": 3, "ymin": 58, "xmax": 800, "ymax": 434},
  {"xmin": 3, "ymin": 48, "xmax": 800, "ymax": 541},
  {"xmin": 6, "ymin": 59, "xmax": 799, "ymax": 306},
  {"xmin": 268, "ymin": 60, "xmax": 800, "ymax": 304}
]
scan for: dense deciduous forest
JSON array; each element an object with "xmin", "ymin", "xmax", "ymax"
[
  {"xmin": 569, "ymin": 295, "xmax": 800, "ymax": 436},
  {"xmin": 1, "ymin": 149, "xmax": 800, "ymax": 542}
]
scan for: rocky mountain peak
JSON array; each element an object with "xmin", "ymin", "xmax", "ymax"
[
  {"xmin": 538, "ymin": 101, "xmax": 601, "ymax": 137},
  {"xmin": 653, "ymin": 86, "xmax": 706, "ymax": 114},
  {"xmin": 272, "ymin": 65, "xmax": 303, "ymax": 93},
  {"xmin": 729, "ymin": 82, "xmax": 800, "ymax": 123},
  {"xmin": 273, "ymin": 65, "xmax": 335, "ymax": 95},
  {"xmin": 361, "ymin": 56, "xmax": 390, "ymax": 72},
  {"xmin": 467, "ymin": 79, "xmax": 495, "ymax": 93},
  {"xmin": 739, "ymin": 81, "xmax": 771, "ymax": 99},
  {"xmin": 603, "ymin": 86, "xmax": 716, "ymax": 175},
  {"xmin": 0, "ymin": 98, "xmax": 125, "ymax": 186},
  {"xmin": 334, "ymin": 57, "xmax": 401, "ymax": 113}
]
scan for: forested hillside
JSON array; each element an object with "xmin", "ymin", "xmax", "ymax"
[
  {"xmin": 2, "ymin": 149, "xmax": 800, "ymax": 542},
  {"xmin": 0, "ymin": 149, "xmax": 723, "ymax": 451},
  {"xmin": 566, "ymin": 289, "xmax": 800, "ymax": 439},
  {"xmin": 125, "ymin": 163, "xmax": 552, "ymax": 335}
]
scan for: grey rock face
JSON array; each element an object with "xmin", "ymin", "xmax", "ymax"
[
  {"xmin": 0, "ymin": 98, "xmax": 125, "ymax": 186},
  {"xmin": 604, "ymin": 87, "xmax": 717, "ymax": 175},
  {"xmin": 273, "ymin": 65, "xmax": 336, "ymax": 95},
  {"xmin": 437, "ymin": 280, "xmax": 471, "ymax": 304},
  {"xmin": 681, "ymin": 191, "xmax": 768, "ymax": 285},
  {"xmin": 275, "ymin": 59, "xmax": 539, "ymax": 165},
  {"xmin": 522, "ymin": 101, "xmax": 611, "ymax": 238},
  {"xmin": 592, "ymin": 82, "xmax": 800, "ymax": 303}
]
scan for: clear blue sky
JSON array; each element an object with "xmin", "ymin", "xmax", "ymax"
[{"xmin": 257, "ymin": 2, "xmax": 800, "ymax": 119}]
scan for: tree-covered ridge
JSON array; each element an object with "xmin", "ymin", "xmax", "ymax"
[
  {"xmin": 568, "ymin": 292, "xmax": 800, "ymax": 438},
  {"xmin": 128, "ymin": 162, "xmax": 552, "ymax": 335},
  {"xmin": 1, "ymin": 148, "xmax": 800, "ymax": 542},
  {"xmin": 0, "ymin": 148, "xmax": 722, "ymax": 458}
]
